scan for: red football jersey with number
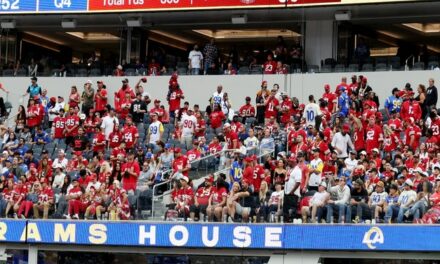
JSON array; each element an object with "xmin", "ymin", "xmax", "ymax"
[
  {"xmin": 322, "ymin": 92, "xmax": 337, "ymax": 113},
  {"xmin": 108, "ymin": 131, "xmax": 123, "ymax": 148},
  {"xmin": 65, "ymin": 115, "xmax": 80, "ymax": 137},
  {"xmin": 169, "ymin": 89, "xmax": 184, "ymax": 112},
  {"xmin": 209, "ymin": 110, "xmax": 225, "ymax": 129},
  {"xmin": 431, "ymin": 117, "xmax": 440, "ymax": 140},
  {"xmin": 239, "ymin": 104, "xmax": 255, "ymax": 117},
  {"xmin": 122, "ymin": 125, "xmax": 139, "ymax": 149},
  {"xmin": 53, "ymin": 116, "xmax": 66, "ymax": 139},
  {"xmin": 95, "ymin": 89, "xmax": 108, "ymax": 112},
  {"xmin": 92, "ymin": 132, "xmax": 106, "ymax": 153},
  {"xmin": 225, "ymin": 130, "xmax": 238, "ymax": 149},
  {"xmin": 365, "ymin": 125, "xmax": 383, "ymax": 154},
  {"xmin": 263, "ymin": 61, "xmax": 277, "ymax": 74},
  {"xmin": 265, "ymin": 98, "xmax": 279, "ymax": 118}
]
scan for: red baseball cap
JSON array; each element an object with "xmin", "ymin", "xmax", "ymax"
[
  {"xmin": 362, "ymin": 77, "xmax": 368, "ymax": 83},
  {"xmin": 342, "ymin": 124, "xmax": 350, "ymax": 132},
  {"xmin": 205, "ymin": 175, "xmax": 214, "ymax": 183},
  {"xmin": 173, "ymin": 147, "xmax": 181, "ymax": 154},
  {"xmin": 324, "ymin": 84, "xmax": 330, "ymax": 90},
  {"xmin": 262, "ymin": 80, "xmax": 267, "ymax": 86}
]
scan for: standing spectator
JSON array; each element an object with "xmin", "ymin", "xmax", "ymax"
[
  {"xmin": 331, "ymin": 124, "xmax": 354, "ymax": 160},
  {"xmin": 284, "ymin": 155, "xmax": 301, "ymax": 223},
  {"xmin": 303, "ymin": 95, "xmax": 322, "ymax": 128},
  {"xmin": 224, "ymin": 63, "xmax": 237, "ymax": 75},
  {"xmin": 256, "ymin": 81, "xmax": 270, "ymax": 125},
  {"xmin": 68, "ymin": 86, "xmax": 80, "ymax": 109},
  {"xmin": 28, "ymin": 59, "xmax": 38, "ymax": 77},
  {"xmin": 23, "ymin": 77, "xmax": 42, "ymax": 99},
  {"xmin": 130, "ymin": 93, "xmax": 147, "ymax": 125},
  {"xmin": 81, "ymin": 80, "xmax": 95, "ymax": 116},
  {"xmin": 275, "ymin": 61, "xmax": 288, "ymax": 74},
  {"xmin": 115, "ymin": 79, "xmax": 136, "ymax": 112},
  {"xmin": 203, "ymin": 39, "xmax": 218, "ymax": 75},
  {"xmin": 208, "ymin": 104, "xmax": 225, "ymax": 134},
  {"xmin": 188, "ymin": 44, "xmax": 203, "ymax": 75},
  {"xmin": 146, "ymin": 112, "xmax": 164, "ymax": 152},
  {"xmin": 181, "ymin": 109, "xmax": 197, "ymax": 150},
  {"xmin": 94, "ymin": 81, "xmax": 108, "ymax": 116},
  {"xmin": 48, "ymin": 96, "xmax": 66, "ymax": 128},
  {"xmin": 114, "ymin": 65, "xmax": 125, "ymax": 76},
  {"xmin": 384, "ymin": 87, "xmax": 402, "ymax": 119},
  {"xmin": 416, "ymin": 84, "xmax": 428, "ymax": 118},
  {"xmin": 121, "ymin": 152, "xmax": 140, "ymax": 194},
  {"xmin": 426, "ymin": 78, "xmax": 438, "ymax": 110},
  {"xmin": 167, "ymin": 81, "xmax": 184, "ymax": 119},
  {"xmin": 64, "ymin": 108, "xmax": 80, "ymax": 147},
  {"xmin": 210, "ymin": 85, "xmax": 224, "ymax": 109}
]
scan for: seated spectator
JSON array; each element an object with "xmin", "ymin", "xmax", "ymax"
[
  {"xmin": 190, "ymin": 175, "xmax": 215, "ymax": 221},
  {"xmin": 326, "ymin": 177, "xmax": 350, "ymax": 223}
]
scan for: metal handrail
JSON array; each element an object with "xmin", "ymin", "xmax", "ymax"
[{"xmin": 151, "ymin": 147, "xmax": 234, "ymax": 217}]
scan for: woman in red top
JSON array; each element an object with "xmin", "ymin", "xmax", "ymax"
[
  {"xmin": 68, "ymin": 86, "xmax": 80, "ymax": 108},
  {"xmin": 207, "ymin": 179, "xmax": 228, "ymax": 222},
  {"xmin": 5, "ymin": 179, "xmax": 26, "ymax": 218},
  {"xmin": 26, "ymin": 97, "xmax": 40, "ymax": 129},
  {"xmin": 65, "ymin": 179, "xmax": 83, "ymax": 219},
  {"xmin": 108, "ymin": 123, "xmax": 123, "ymax": 149},
  {"xmin": 38, "ymin": 158, "xmax": 53, "ymax": 183},
  {"xmin": 209, "ymin": 103, "xmax": 225, "ymax": 133},
  {"xmin": 352, "ymin": 117, "xmax": 365, "ymax": 153}
]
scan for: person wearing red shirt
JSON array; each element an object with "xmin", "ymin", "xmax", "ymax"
[
  {"xmin": 310, "ymin": 131, "xmax": 330, "ymax": 162},
  {"xmin": 348, "ymin": 75, "xmax": 358, "ymax": 95},
  {"xmin": 108, "ymin": 123, "xmax": 123, "ymax": 149},
  {"xmin": 119, "ymin": 92, "xmax": 133, "ymax": 120},
  {"xmin": 388, "ymin": 110, "xmax": 403, "ymax": 131},
  {"xmin": 400, "ymin": 92, "xmax": 422, "ymax": 122},
  {"xmin": 322, "ymin": 84, "xmax": 337, "ymax": 113},
  {"xmin": 208, "ymin": 136, "xmax": 223, "ymax": 155},
  {"xmin": 206, "ymin": 181, "xmax": 228, "ymax": 222},
  {"xmin": 404, "ymin": 118, "xmax": 422, "ymax": 151},
  {"xmin": 335, "ymin": 77, "xmax": 349, "ymax": 96},
  {"xmin": 230, "ymin": 116, "xmax": 243, "ymax": 134},
  {"xmin": 26, "ymin": 97, "xmax": 40, "ymax": 130},
  {"xmin": 64, "ymin": 108, "xmax": 80, "ymax": 146},
  {"xmin": 149, "ymin": 99, "xmax": 165, "ymax": 122},
  {"xmin": 172, "ymin": 148, "xmax": 191, "ymax": 178},
  {"xmin": 383, "ymin": 126, "xmax": 401, "ymax": 156},
  {"xmin": 189, "ymin": 175, "xmax": 215, "ymax": 221},
  {"xmin": 280, "ymin": 94, "xmax": 293, "ymax": 125},
  {"xmin": 275, "ymin": 61, "xmax": 288, "ymax": 74},
  {"xmin": 264, "ymin": 89, "xmax": 279, "ymax": 121},
  {"xmin": 176, "ymin": 176, "xmax": 194, "ymax": 218},
  {"xmin": 115, "ymin": 78, "xmax": 135, "ymax": 107},
  {"xmin": 209, "ymin": 104, "xmax": 226, "ymax": 133},
  {"xmin": 223, "ymin": 123, "xmax": 239, "ymax": 150},
  {"xmin": 92, "ymin": 127, "xmax": 106, "ymax": 154},
  {"xmin": 241, "ymin": 157, "xmax": 254, "ymax": 187},
  {"xmin": 194, "ymin": 111, "xmax": 206, "ymax": 138},
  {"xmin": 252, "ymin": 157, "xmax": 265, "ymax": 193},
  {"xmin": 263, "ymin": 54, "xmax": 277, "ymax": 74},
  {"xmin": 65, "ymin": 178, "xmax": 83, "ymax": 219},
  {"xmin": 148, "ymin": 58, "xmax": 161, "ymax": 76},
  {"xmin": 239, "ymin": 96, "xmax": 256, "ymax": 122},
  {"xmin": 95, "ymin": 81, "xmax": 108, "ymax": 115},
  {"xmin": 425, "ymin": 129, "xmax": 439, "ymax": 151},
  {"xmin": 52, "ymin": 109, "xmax": 66, "ymax": 144},
  {"xmin": 115, "ymin": 190, "xmax": 131, "ymax": 220},
  {"xmin": 110, "ymin": 142, "xmax": 127, "ymax": 162},
  {"xmin": 364, "ymin": 116, "xmax": 383, "ymax": 154},
  {"xmin": 186, "ymin": 141, "xmax": 202, "ymax": 162},
  {"xmin": 32, "ymin": 178, "xmax": 54, "ymax": 219},
  {"xmin": 167, "ymin": 81, "xmax": 185, "ymax": 118},
  {"xmin": 122, "ymin": 116, "xmax": 139, "ymax": 150},
  {"xmin": 121, "ymin": 152, "xmax": 140, "ymax": 193},
  {"xmin": 430, "ymin": 110, "xmax": 440, "ymax": 141}
]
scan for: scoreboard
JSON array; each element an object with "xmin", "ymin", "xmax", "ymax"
[{"xmin": 0, "ymin": 0, "xmax": 428, "ymax": 13}]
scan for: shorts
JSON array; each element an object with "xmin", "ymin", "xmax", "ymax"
[
  {"xmin": 189, "ymin": 204, "xmax": 208, "ymax": 215},
  {"xmin": 235, "ymin": 202, "xmax": 250, "ymax": 215}
]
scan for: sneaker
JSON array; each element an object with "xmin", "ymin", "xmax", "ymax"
[
  {"xmin": 13, "ymin": 213, "xmax": 18, "ymax": 219},
  {"xmin": 21, "ymin": 215, "xmax": 26, "ymax": 220},
  {"xmin": 73, "ymin": 214, "xmax": 79, "ymax": 220},
  {"xmin": 404, "ymin": 210, "xmax": 411, "ymax": 218},
  {"xmin": 352, "ymin": 216, "xmax": 360, "ymax": 224},
  {"xmin": 228, "ymin": 216, "xmax": 234, "ymax": 223},
  {"xmin": 65, "ymin": 214, "xmax": 71, "ymax": 220}
]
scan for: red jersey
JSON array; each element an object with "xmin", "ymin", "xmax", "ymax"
[
  {"xmin": 172, "ymin": 156, "xmax": 190, "ymax": 176},
  {"xmin": 383, "ymin": 133, "xmax": 401, "ymax": 153},
  {"xmin": 230, "ymin": 121, "xmax": 243, "ymax": 134},
  {"xmin": 280, "ymin": 99, "xmax": 293, "ymax": 125},
  {"xmin": 111, "ymin": 147, "xmax": 126, "ymax": 160},
  {"xmin": 211, "ymin": 187, "xmax": 227, "ymax": 204},
  {"xmin": 92, "ymin": 132, "xmax": 106, "ymax": 153},
  {"xmin": 209, "ymin": 110, "xmax": 225, "ymax": 129},
  {"xmin": 186, "ymin": 149, "xmax": 201, "ymax": 162},
  {"xmin": 38, "ymin": 187, "xmax": 54, "ymax": 203},
  {"xmin": 121, "ymin": 161, "xmax": 140, "ymax": 192},
  {"xmin": 119, "ymin": 98, "xmax": 132, "ymax": 119},
  {"xmin": 322, "ymin": 92, "xmax": 337, "ymax": 112},
  {"xmin": 208, "ymin": 142, "xmax": 222, "ymax": 154},
  {"xmin": 224, "ymin": 130, "xmax": 239, "ymax": 149},
  {"xmin": 122, "ymin": 125, "xmax": 139, "ymax": 149},
  {"xmin": 168, "ymin": 89, "xmax": 184, "ymax": 112},
  {"xmin": 263, "ymin": 61, "xmax": 277, "ymax": 74},
  {"xmin": 149, "ymin": 107, "xmax": 165, "ymax": 122},
  {"xmin": 242, "ymin": 166, "xmax": 254, "ymax": 186},
  {"xmin": 253, "ymin": 164, "xmax": 265, "ymax": 192},
  {"xmin": 405, "ymin": 125, "xmax": 422, "ymax": 151},
  {"xmin": 177, "ymin": 186, "xmax": 194, "ymax": 206},
  {"xmin": 116, "ymin": 86, "xmax": 135, "ymax": 102},
  {"xmin": 65, "ymin": 115, "xmax": 80, "ymax": 137},
  {"xmin": 27, "ymin": 105, "xmax": 40, "ymax": 127},
  {"xmin": 95, "ymin": 88, "xmax": 108, "ymax": 112},
  {"xmin": 401, "ymin": 100, "xmax": 422, "ymax": 122},
  {"xmin": 431, "ymin": 117, "xmax": 440, "ymax": 140},
  {"xmin": 53, "ymin": 116, "xmax": 66, "ymax": 139},
  {"xmin": 239, "ymin": 104, "xmax": 255, "ymax": 117},
  {"xmin": 195, "ymin": 119, "xmax": 206, "ymax": 138},
  {"xmin": 68, "ymin": 186, "xmax": 82, "ymax": 200},
  {"xmin": 353, "ymin": 127, "xmax": 365, "ymax": 152},
  {"xmin": 195, "ymin": 186, "xmax": 213, "ymax": 206},
  {"xmin": 265, "ymin": 97, "xmax": 279, "ymax": 118},
  {"xmin": 365, "ymin": 124, "xmax": 383, "ymax": 154},
  {"xmin": 388, "ymin": 118, "xmax": 403, "ymax": 132},
  {"xmin": 426, "ymin": 136, "xmax": 439, "ymax": 151},
  {"xmin": 311, "ymin": 140, "xmax": 329, "ymax": 161},
  {"xmin": 108, "ymin": 131, "xmax": 123, "ymax": 148}
]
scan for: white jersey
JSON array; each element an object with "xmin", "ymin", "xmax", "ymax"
[
  {"xmin": 308, "ymin": 158, "xmax": 323, "ymax": 187},
  {"xmin": 148, "ymin": 121, "xmax": 163, "ymax": 144},
  {"xmin": 244, "ymin": 136, "xmax": 259, "ymax": 150},
  {"xmin": 370, "ymin": 191, "xmax": 387, "ymax": 206},
  {"xmin": 303, "ymin": 103, "xmax": 321, "ymax": 127},
  {"xmin": 212, "ymin": 92, "xmax": 224, "ymax": 106},
  {"xmin": 188, "ymin": 50, "xmax": 203, "ymax": 68},
  {"xmin": 101, "ymin": 116, "xmax": 119, "ymax": 140},
  {"xmin": 181, "ymin": 113, "xmax": 197, "ymax": 137}
]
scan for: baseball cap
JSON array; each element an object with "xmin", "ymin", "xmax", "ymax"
[
  {"xmin": 244, "ymin": 156, "xmax": 254, "ymax": 163},
  {"xmin": 180, "ymin": 176, "xmax": 189, "ymax": 183},
  {"xmin": 404, "ymin": 179, "xmax": 414, "ymax": 187},
  {"xmin": 97, "ymin": 80, "xmax": 104, "ymax": 84},
  {"xmin": 165, "ymin": 143, "xmax": 171, "ymax": 149},
  {"xmin": 360, "ymin": 151, "xmax": 367, "ymax": 156},
  {"xmin": 324, "ymin": 84, "xmax": 330, "ymax": 90},
  {"xmin": 320, "ymin": 181, "xmax": 327, "ymax": 188},
  {"xmin": 205, "ymin": 175, "xmax": 214, "ymax": 183},
  {"xmin": 173, "ymin": 147, "xmax": 181, "ymax": 154},
  {"xmin": 376, "ymin": 181, "xmax": 385, "ymax": 188},
  {"xmin": 245, "ymin": 96, "xmax": 251, "ymax": 101},
  {"xmin": 342, "ymin": 124, "xmax": 350, "ymax": 132},
  {"xmin": 372, "ymin": 148, "xmax": 379, "ymax": 153},
  {"xmin": 223, "ymin": 123, "xmax": 231, "ymax": 129},
  {"xmin": 85, "ymin": 80, "xmax": 93, "ymax": 85}
]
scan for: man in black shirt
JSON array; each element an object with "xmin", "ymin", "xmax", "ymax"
[
  {"xmin": 73, "ymin": 127, "xmax": 89, "ymax": 152},
  {"xmin": 130, "ymin": 93, "xmax": 147, "ymax": 124},
  {"xmin": 426, "ymin": 78, "xmax": 438, "ymax": 111},
  {"xmin": 346, "ymin": 179, "xmax": 369, "ymax": 223}
]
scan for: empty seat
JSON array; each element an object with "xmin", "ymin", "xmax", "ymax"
[
  {"xmin": 125, "ymin": 68, "xmax": 136, "ymax": 76},
  {"xmin": 76, "ymin": 68, "xmax": 87, "ymax": 77},
  {"xmin": 16, "ymin": 69, "xmax": 27, "ymax": 76},
  {"xmin": 347, "ymin": 64, "xmax": 359, "ymax": 72},
  {"xmin": 428, "ymin": 61, "xmax": 439, "ymax": 69},
  {"xmin": 375, "ymin": 63, "xmax": 387, "ymax": 71},
  {"xmin": 90, "ymin": 69, "xmax": 101, "ymax": 76},
  {"xmin": 320, "ymin": 65, "xmax": 332, "ymax": 73},
  {"xmin": 2, "ymin": 69, "xmax": 13, "ymax": 76},
  {"xmin": 334, "ymin": 64, "xmax": 345, "ymax": 72},
  {"xmin": 307, "ymin": 65, "xmax": 319, "ymax": 73},
  {"xmin": 362, "ymin": 64, "xmax": 373, "ymax": 72},
  {"xmin": 238, "ymin": 67, "xmax": 249, "ymax": 74},
  {"xmin": 413, "ymin": 62, "xmax": 425, "ymax": 70}
]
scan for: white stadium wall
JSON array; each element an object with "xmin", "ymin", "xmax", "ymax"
[{"xmin": 0, "ymin": 70, "xmax": 439, "ymax": 121}]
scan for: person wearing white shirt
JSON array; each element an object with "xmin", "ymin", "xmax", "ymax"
[
  {"xmin": 303, "ymin": 95, "xmax": 322, "ymax": 128},
  {"xmin": 284, "ymin": 156, "xmax": 302, "ymax": 223},
  {"xmin": 52, "ymin": 150, "xmax": 68, "ymax": 170},
  {"xmin": 308, "ymin": 148, "xmax": 323, "ymax": 191},
  {"xmin": 86, "ymin": 177, "xmax": 101, "ymax": 193},
  {"xmin": 188, "ymin": 45, "xmax": 203, "ymax": 75},
  {"xmin": 326, "ymin": 177, "xmax": 351, "ymax": 223},
  {"xmin": 344, "ymin": 151, "xmax": 358, "ymax": 173},
  {"xmin": 211, "ymin": 85, "xmax": 224, "ymax": 108},
  {"xmin": 307, "ymin": 182, "xmax": 330, "ymax": 223},
  {"xmin": 243, "ymin": 128, "xmax": 259, "ymax": 155},
  {"xmin": 395, "ymin": 179, "xmax": 418, "ymax": 223},
  {"xmin": 368, "ymin": 181, "xmax": 388, "ymax": 222},
  {"xmin": 101, "ymin": 108, "xmax": 119, "ymax": 140},
  {"xmin": 52, "ymin": 165, "xmax": 66, "ymax": 190},
  {"xmin": 48, "ymin": 96, "xmax": 66, "ymax": 123},
  {"xmin": 331, "ymin": 124, "xmax": 355, "ymax": 159},
  {"xmin": 180, "ymin": 109, "xmax": 197, "ymax": 150},
  {"xmin": 147, "ymin": 113, "xmax": 164, "ymax": 151}
]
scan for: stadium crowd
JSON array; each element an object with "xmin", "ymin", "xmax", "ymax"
[{"xmin": 0, "ymin": 73, "xmax": 439, "ymax": 224}]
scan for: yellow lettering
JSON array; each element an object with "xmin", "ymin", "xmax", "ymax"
[
  {"xmin": 54, "ymin": 224, "xmax": 76, "ymax": 243},
  {"xmin": 89, "ymin": 224, "xmax": 107, "ymax": 244},
  {"xmin": 21, "ymin": 223, "xmax": 41, "ymax": 242},
  {"xmin": 0, "ymin": 222, "xmax": 7, "ymax": 240}
]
